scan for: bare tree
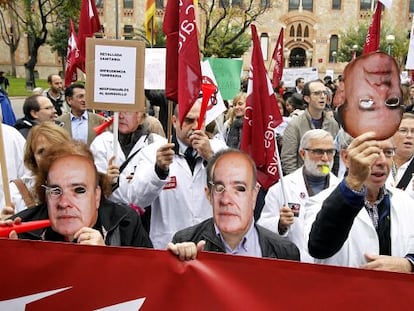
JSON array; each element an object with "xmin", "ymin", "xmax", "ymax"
[
  {"xmin": 0, "ymin": 0, "xmax": 21, "ymax": 77},
  {"xmin": 6, "ymin": 0, "xmax": 67, "ymax": 88},
  {"xmin": 198, "ymin": 0, "xmax": 271, "ymax": 57}
]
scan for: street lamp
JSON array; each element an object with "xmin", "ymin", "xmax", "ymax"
[
  {"xmin": 332, "ymin": 51, "xmax": 337, "ymax": 63},
  {"xmin": 260, "ymin": 32, "xmax": 269, "ymax": 61},
  {"xmin": 284, "ymin": 47, "xmax": 290, "ymax": 67},
  {"xmin": 305, "ymin": 49, "xmax": 313, "ymax": 67},
  {"xmin": 351, "ymin": 44, "xmax": 358, "ymax": 60},
  {"xmin": 386, "ymin": 34, "xmax": 395, "ymax": 55}
]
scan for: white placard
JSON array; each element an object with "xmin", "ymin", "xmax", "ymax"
[
  {"xmin": 94, "ymin": 45, "xmax": 136, "ymax": 104},
  {"xmin": 145, "ymin": 48, "xmax": 166, "ymax": 89}
]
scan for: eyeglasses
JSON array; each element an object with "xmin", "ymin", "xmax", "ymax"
[
  {"xmin": 304, "ymin": 148, "xmax": 336, "ymax": 156},
  {"xmin": 359, "ymin": 97, "xmax": 401, "ymax": 110},
  {"xmin": 380, "ymin": 148, "xmax": 396, "ymax": 158},
  {"xmin": 397, "ymin": 128, "xmax": 414, "ymax": 136},
  {"xmin": 42, "ymin": 184, "xmax": 88, "ymax": 199},
  {"xmin": 40, "ymin": 106, "xmax": 55, "ymax": 111},
  {"xmin": 311, "ymin": 90, "xmax": 328, "ymax": 97},
  {"xmin": 208, "ymin": 182, "xmax": 247, "ymax": 195}
]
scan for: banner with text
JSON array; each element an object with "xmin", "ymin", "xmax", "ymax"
[{"xmin": 0, "ymin": 239, "xmax": 413, "ymax": 310}]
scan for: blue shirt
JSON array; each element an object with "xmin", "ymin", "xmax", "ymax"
[
  {"xmin": 70, "ymin": 111, "xmax": 88, "ymax": 143},
  {"xmin": 215, "ymin": 221, "xmax": 262, "ymax": 258}
]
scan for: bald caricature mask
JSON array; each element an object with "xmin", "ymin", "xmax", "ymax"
[{"xmin": 334, "ymin": 52, "xmax": 403, "ymax": 139}]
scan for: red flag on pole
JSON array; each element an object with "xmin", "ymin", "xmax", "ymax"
[
  {"xmin": 163, "ymin": 0, "xmax": 202, "ymax": 124},
  {"xmin": 77, "ymin": 0, "xmax": 101, "ymax": 72},
  {"xmin": 240, "ymin": 25, "xmax": 283, "ymax": 190},
  {"xmin": 362, "ymin": 2, "xmax": 382, "ymax": 54},
  {"xmin": 271, "ymin": 28, "xmax": 284, "ymax": 89},
  {"xmin": 64, "ymin": 18, "xmax": 79, "ymax": 87}
]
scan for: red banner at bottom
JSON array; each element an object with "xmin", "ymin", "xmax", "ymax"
[{"xmin": 0, "ymin": 239, "xmax": 413, "ymax": 310}]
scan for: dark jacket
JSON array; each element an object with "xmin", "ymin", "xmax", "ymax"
[
  {"xmin": 172, "ymin": 218, "xmax": 300, "ymax": 261},
  {"xmin": 12, "ymin": 198, "xmax": 153, "ymax": 248},
  {"xmin": 14, "ymin": 117, "xmax": 36, "ymax": 138}
]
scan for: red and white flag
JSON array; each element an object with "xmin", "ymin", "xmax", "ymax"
[
  {"xmin": 362, "ymin": 1, "xmax": 382, "ymax": 54},
  {"xmin": 64, "ymin": 18, "xmax": 79, "ymax": 87},
  {"xmin": 241, "ymin": 25, "xmax": 283, "ymax": 190},
  {"xmin": 163, "ymin": 0, "xmax": 202, "ymax": 124},
  {"xmin": 77, "ymin": 0, "xmax": 101, "ymax": 72},
  {"xmin": 271, "ymin": 28, "xmax": 284, "ymax": 89}
]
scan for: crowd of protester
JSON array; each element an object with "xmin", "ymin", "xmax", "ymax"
[{"xmin": 1, "ymin": 64, "xmax": 414, "ymax": 274}]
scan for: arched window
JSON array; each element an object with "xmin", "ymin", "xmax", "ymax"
[
  {"xmin": 304, "ymin": 26, "xmax": 309, "ymax": 37},
  {"xmin": 290, "ymin": 26, "xmax": 295, "ymax": 37},
  {"xmin": 410, "ymin": 0, "xmax": 414, "ymax": 13},
  {"xmin": 96, "ymin": 0, "xmax": 103, "ymax": 8},
  {"xmin": 297, "ymin": 24, "xmax": 302, "ymax": 37},
  {"xmin": 329, "ymin": 35, "xmax": 339, "ymax": 63}
]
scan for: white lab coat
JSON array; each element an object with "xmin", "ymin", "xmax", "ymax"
[
  {"xmin": 0, "ymin": 124, "xmax": 28, "ymax": 210},
  {"xmin": 258, "ymin": 167, "xmax": 339, "ymax": 262},
  {"xmin": 90, "ymin": 131, "xmax": 164, "ymax": 206},
  {"xmin": 305, "ymin": 186, "xmax": 414, "ymax": 268},
  {"xmin": 127, "ymin": 137, "xmax": 227, "ymax": 249}
]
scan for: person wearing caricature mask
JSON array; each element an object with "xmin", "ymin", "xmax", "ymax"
[
  {"xmin": 127, "ymin": 98, "xmax": 227, "ymax": 249},
  {"xmin": 334, "ymin": 51, "xmax": 404, "ymax": 140},
  {"xmin": 258, "ymin": 129, "xmax": 340, "ymax": 262}
]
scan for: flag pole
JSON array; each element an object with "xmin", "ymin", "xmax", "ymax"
[
  {"xmin": 113, "ymin": 0, "xmax": 120, "ymax": 157},
  {"xmin": 0, "ymin": 114, "xmax": 11, "ymax": 207},
  {"xmin": 167, "ymin": 101, "xmax": 173, "ymax": 143},
  {"xmin": 274, "ymin": 136, "xmax": 288, "ymax": 206}
]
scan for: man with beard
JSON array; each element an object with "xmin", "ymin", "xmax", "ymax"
[
  {"xmin": 258, "ymin": 129, "xmax": 340, "ymax": 262},
  {"xmin": 42, "ymin": 74, "xmax": 66, "ymax": 116}
]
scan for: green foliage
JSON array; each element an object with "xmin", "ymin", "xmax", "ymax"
[
  {"xmin": 203, "ymin": 18, "xmax": 251, "ymax": 58},
  {"xmin": 48, "ymin": 0, "xmax": 82, "ymax": 58},
  {"xmin": 134, "ymin": 19, "xmax": 166, "ymax": 47},
  {"xmin": 338, "ymin": 20, "xmax": 409, "ymax": 68}
]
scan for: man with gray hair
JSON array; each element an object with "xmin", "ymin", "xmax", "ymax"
[
  {"xmin": 306, "ymin": 131, "xmax": 414, "ymax": 273},
  {"xmin": 258, "ymin": 129, "xmax": 340, "ymax": 262}
]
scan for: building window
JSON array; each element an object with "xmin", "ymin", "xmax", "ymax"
[
  {"xmin": 410, "ymin": 0, "xmax": 414, "ymax": 13},
  {"xmin": 360, "ymin": 0, "xmax": 377, "ymax": 10},
  {"xmin": 288, "ymin": 0, "xmax": 300, "ymax": 11},
  {"xmin": 329, "ymin": 35, "xmax": 339, "ymax": 62},
  {"xmin": 297, "ymin": 24, "xmax": 302, "ymax": 37},
  {"xmin": 302, "ymin": 0, "xmax": 313, "ymax": 12},
  {"xmin": 304, "ymin": 26, "xmax": 309, "ymax": 37},
  {"xmin": 290, "ymin": 26, "xmax": 295, "ymax": 37},
  {"xmin": 156, "ymin": 0, "xmax": 164, "ymax": 9},
  {"xmin": 332, "ymin": 0, "xmax": 341, "ymax": 10},
  {"xmin": 123, "ymin": 0, "xmax": 133, "ymax": 9},
  {"xmin": 96, "ymin": 0, "xmax": 103, "ymax": 8}
]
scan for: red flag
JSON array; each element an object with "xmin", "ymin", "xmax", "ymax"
[
  {"xmin": 271, "ymin": 28, "xmax": 284, "ymax": 89},
  {"xmin": 362, "ymin": 2, "xmax": 382, "ymax": 54},
  {"xmin": 163, "ymin": 0, "xmax": 202, "ymax": 124},
  {"xmin": 64, "ymin": 18, "xmax": 79, "ymax": 87},
  {"xmin": 77, "ymin": 0, "xmax": 101, "ymax": 72},
  {"xmin": 241, "ymin": 25, "xmax": 283, "ymax": 190}
]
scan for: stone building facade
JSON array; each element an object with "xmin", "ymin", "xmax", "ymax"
[{"xmin": 0, "ymin": 0, "xmax": 412, "ymax": 79}]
